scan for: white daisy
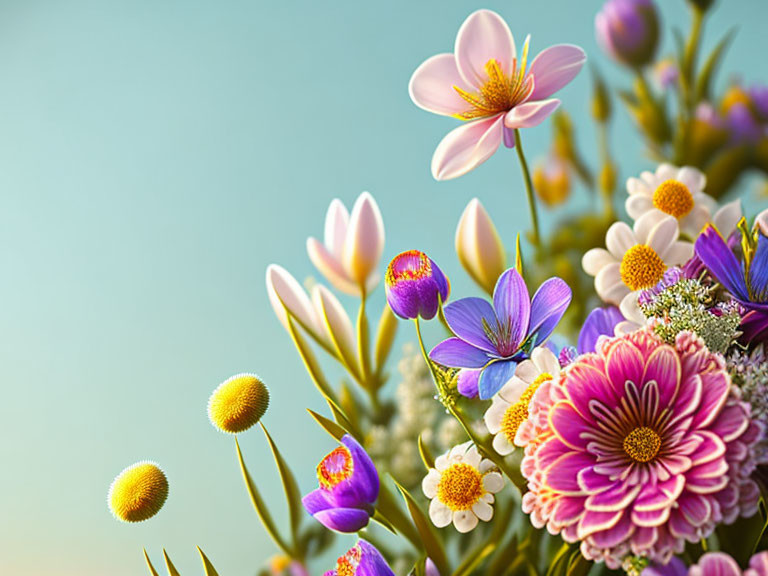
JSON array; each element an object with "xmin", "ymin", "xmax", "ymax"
[
  {"xmin": 582, "ymin": 211, "xmax": 693, "ymax": 324},
  {"xmin": 625, "ymin": 164, "xmax": 714, "ymax": 238},
  {"xmin": 421, "ymin": 442, "xmax": 503, "ymax": 533},
  {"xmin": 484, "ymin": 347, "xmax": 561, "ymax": 456},
  {"xmin": 711, "ymin": 199, "xmax": 743, "ymax": 239}
]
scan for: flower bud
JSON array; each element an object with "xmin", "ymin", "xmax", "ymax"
[
  {"xmin": 385, "ymin": 250, "xmax": 450, "ymax": 320},
  {"xmin": 533, "ymin": 157, "xmax": 571, "ymax": 207},
  {"xmin": 311, "ymin": 284, "xmax": 357, "ymax": 371},
  {"xmin": 455, "ymin": 199, "xmax": 507, "ymax": 293},
  {"xmin": 266, "ymin": 264, "xmax": 323, "ymax": 337},
  {"xmin": 308, "ymin": 193, "xmax": 385, "ymax": 295},
  {"xmin": 596, "ymin": 0, "xmax": 660, "ymax": 68},
  {"xmin": 591, "ymin": 70, "xmax": 612, "ymax": 123}
]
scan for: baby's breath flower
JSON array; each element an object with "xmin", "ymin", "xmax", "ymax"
[
  {"xmin": 108, "ymin": 461, "xmax": 169, "ymax": 523},
  {"xmin": 208, "ymin": 374, "xmax": 269, "ymax": 434},
  {"xmin": 728, "ymin": 345, "xmax": 768, "ymax": 463}
]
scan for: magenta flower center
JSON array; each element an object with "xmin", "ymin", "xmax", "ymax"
[
  {"xmin": 317, "ymin": 446, "xmax": 354, "ymax": 490},
  {"xmin": 622, "ymin": 425, "xmax": 662, "ymax": 463},
  {"xmin": 453, "ymin": 56, "xmax": 534, "ymax": 121},
  {"xmin": 386, "ymin": 250, "xmax": 432, "ymax": 286}
]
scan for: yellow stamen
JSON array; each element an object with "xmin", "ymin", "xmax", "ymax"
[
  {"xmin": 317, "ymin": 446, "xmax": 354, "ymax": 490},
  {"xmin": 620, "ymin": 245, "xmax": 666, "ymax": 291},
  {"xmin": 453, "ymin": 57, "xmax": 534, "ymax": 121},
  {"xmin": 623, "ymin": 426, "xmax": 662, "ymax": 463},
  {"xmin": 652, "ymin": 179, "xmax": 694, "ymax": 219},
  {"xmin": 501, "ymin": 373, "xmax": 552, "ymax": 443},
  {"xmin": 437, "ymin": 463, "xmax": 484, "ymax": 511}
]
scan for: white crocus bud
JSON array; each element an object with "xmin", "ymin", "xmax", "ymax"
[
  {"xmin": 455, "ymin": 198, "xmax": 507, "ymax": 294},
  {"xmin": 308, "ymin": 192, "xmax": 385, "ymax": 296},
  {"xmin": 266, "ymin": 264, "xmax": 323, "ymax": 339},
  {"xmin": 311, "ymin": 285, "xmax": 357, "ymax": 372}
]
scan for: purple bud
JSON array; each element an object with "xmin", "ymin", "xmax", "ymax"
[
  {"xmin": 595, "ymin": 0, "xmax": 660, "ymax": 67},
  {"xmin": 385, "ymin": 250, "xmax": 450, "ymax": 320}
]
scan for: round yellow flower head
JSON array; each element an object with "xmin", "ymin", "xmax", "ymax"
[
  {"xmin": 208, "ymin": 373, "xmax": 269, "ymax": 434},
  {"xmin": 108, "ymin": 461, "xmax": 169, "ymax": 523}
]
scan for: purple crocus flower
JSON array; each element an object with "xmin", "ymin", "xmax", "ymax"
[
  {"xmin": 595, "ymin": 0, "xmax": 659, "ymax": 68},
  {"xmin": 385, "ymin": 250, "xmax": 450, "ymax": 320},
  {"xmin": 695, "ymin": 225, "xmax": 768, "ymax": 342},
  {"xmin": 429, "ymin": 268, "xmax": 571, "ymax": 400},
  {"xmin": 302, "ymin": 435, "xmax": 379, "ymax": 533},
  {"xmin": 324, "ymin": 540, "xmax": 395, "ymax": 576},
  {"xmin": 576, "ymin": 305, "xmax": 624, "ymax": 354}
]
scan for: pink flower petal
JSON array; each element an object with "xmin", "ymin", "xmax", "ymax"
[
  {"xmin": 585, "ymin": 483, "xmax": 641, "ymax": 512},
  {"xmin": 577, "ymin": 509, "xmax": 624, "ymax": 538},
  {"xmin": 605, "ymin": 338, "xmax": 644, "ymax": 395},
  {"xmin": 307, "ymin": 238, "xmax": 359, "ymax": 295},
  {"xmin": 324, "ymin": 199, "xmax": 349, "ymax": 257},
  {"xmin": 504, "ymin": 98, "xmax": 561, "ymax": 129},
  {"xmin": 409, "ymin": 53, "xmax": 473, "ymax": 116},
  {"xmin": 549, "ymin": 400, "xmax": 591, "ymax": 449},
  {"xmin": 690, "ymin": 370, "xmax": 730, "ymax": 429},
  {"xmin": 642, "ymin": 344, "xmax": 681, "ymax": 407},
  {"xmin": 454, "ymin": 9, "xmax": 516, "ymax": 89},
  {"xmin": 528, "ymin": 44, "xmax": 587, "ymax": 100},
  {"xmin": 431, "ymin": 115, "xmax": 504, "ymax": 181},
  {"xmin": 545, "ymin": 451, "xmax": 594, "ymax": 494},
  {"xmin": 342, "ymin": 192, "xmax": 385, "ymax": 286}
]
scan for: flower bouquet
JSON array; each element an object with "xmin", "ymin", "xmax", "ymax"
[{"xmin": 109, "ymin": 2, "xmax": 768, "ymax": 575}]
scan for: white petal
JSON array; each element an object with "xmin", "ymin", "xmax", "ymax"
[
  {"xmin": 626, "ymin": 176, "xmax": 652, "ymax": 196},
  {"xmin": 679, "ymin": 205, "xmax": 710, "ymax": 238},
  {"xmin": 595, "ymin": 263, "xmax": 623, "ymax": 302},
  {"xmin": 479, "ymin": 458, "xmax": 496, "ymax": 473},
  {"xmin": 513, "ymin": 360, "xmax": 539, "ymax": 385},
  {"xmin": 656, "ymin": 163, "xmax": 679, "ymax": 181},
  {"xmin": 646, "ymin": 216, "xmax": 679, "ymax": 256},
  {"xmin": 435, "ymin": 454, "xmax": 450, "ymax": 471},
  {"xmin": 472, "ymin": 499, "xmax": 494, "ymax": 522},
  {"xmin": 462, "ymin": 445, "xmax": 482, "ymax": 469},
  {"xmin": 662, "ymin": 241, "xmax": 694, "ymax": 265},
  {"xmin": 484, "ymin": 398, "xmax": 509, "ymax": 434},
  {"xmin": 453, "ymin": 510, "xmax": 479, "ymax": 533},
  {"xmin": 498, "ymin": 377, "xmax": 527, "ymax": 404},
  {"xmin": 265, "ymin": 265, "xmax": 320, "ymax": 335},
  {"xmin": 492, "ymin": 432, "xmax": 515, "ymax": 456},
  {"xmin": 619, "ymin": 292, "xmax": 645, "ymax": 324},
  {"xmin": 582, "ymin": 247, "xmax": 615, "ymax": 277},
  {"xmin": 323, "ymin": 199, "xmax": 349, "ymax": 257},
  {"xmin": 605, "ymin": 221, "xmax": 636, "ymax": 259},
  {"xmin": 429, "ymin": 498, "xmax": 452, "ymax": 528},
  {"xmin": 531, "ymin": 347, "xmax": 560, "ymax": 375},
  {"xmin": 712, "ymin": 200, "xmax": 742, "ymax": 237},
  {"xmin": 483, "ymin": 471, "xmax": 505, "ymax": 493},
  {"xmin": 676, "ymin": 166, "xmax": 706, "ymax": 192},
  {"xmin": 422, "ymin": 469, "xmax": 441, "ymax": 499},
  {"xmin": 634, "ymin": 210, "xmax": 667, "ymax": 243},
  {"xmin": 625, "ymin": 194, "xmax": 654, "ymax": 220},
  {"xmin": 431, "ymin": 115, "xmax": 505, "ymax": 181}
]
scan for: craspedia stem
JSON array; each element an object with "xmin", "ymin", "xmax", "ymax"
[
  {"xmin": 208, "ymin": 373, "xmax": 270, "ymax": 434},
  {"xmin": 108, "ymin": 461, "xmax": 169, "ymax": 522}
]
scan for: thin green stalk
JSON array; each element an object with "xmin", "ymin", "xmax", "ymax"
[
  {"xmin": 513, "ymin": 129, "xmax": 541, "ymax": 251},
  {"xmin": 597, "ymin": 122, "xmax": 616, "ymax": 220}
]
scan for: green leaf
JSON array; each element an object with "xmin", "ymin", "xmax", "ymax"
[
  {"xmin": 373, "ymin": 305, "xmax": 398, "ymax": 378},
  {"xmin": 357, "ymin": 296, "xmax": 372, "ymax": 386},
  {"xmin": 566, "ymin": 550, "xmax": 592, "ymax": 576},
  {"xmin": 695, "ymin": 29, "xmax": 735, "ymax": 104},
  {"xmin": 393, "ymin": 480, "xmax": 449, "ymax": 576},
  {"xmin": 418, "ymin": 434, "xmax": 434, "ymax": 471},
  {"xmin": 545, "ymin": 543, "xmax": 572, "ymax": 576},
  {"xmin": 452, "ymin": 542, "xmax": 496, "ymax": 576},
  {"xmin": 487, "ymin": 534, "xmax": 518, "ymax": 575},
  {"xmin": 197, "ymin": 547, "xmax": 220, "ymax": 576},
  {"xmin": 285, "ymin": 315, "xmax": 339, "ymax": 405},
  {"xmin": 143, "ymin": 549, "xmax": 160, "ymax": 576},
  {"xmin": 307, "ymin": 409, "xmax": 346, "ymax": 440},
  {"xmin": 162, "ymin": 550, "xmax": 182, "ymax": 576},
  {"xmin": 317, "ymin": 295, "xmax": 362, "ymax": 382},
  {"xmin": 261, "ymin": 424, "xmax": 304, "ymax": 553},
  {"xmin": 717, "ymin": 510, "xmax": 765, "ymax": 565},
  {"xmin": 375, "ymin": 483, "xmax": 423, "ymax": 551},
  {"xmin": 235, "ymin": 438, "xmax": 293, "ymax": 556}
]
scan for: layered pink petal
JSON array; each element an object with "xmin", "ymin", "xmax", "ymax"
[
  {"xmin": 409, "ymin": 53, "xmax": 472, "ymax": 116},
  {"xmin": 528, "ymin": 44, "xmax": 587, "ymax": 100},
  {"xmin": 454, "ymin": 9, "xmax": 516, "ymax": 88},
  {"xmin": 504, "ymin": 98, "xmax": 560, "ymax": 129},
  {"xmin": 431, "ymin": 115, "xmax": 504, "ymax": 181}
]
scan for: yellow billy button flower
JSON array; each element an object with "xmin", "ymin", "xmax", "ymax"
[
  {"xmin": 422, "ymin": 442, "xmax": 503, "ymax": 533},
  {"xmin": 485, "ymin": 347, "xmax": 561, "ymax": 455},
  {"xmin": 582, "ymin": 211, "xmax": 692, "ymax": 324},
  {"xmin": 108, "ymin": 461, "xmax": 169, "ymax": 523},
  {"xmin": 208, "ymin": 374, "xmax": 269, "ymax": 434}
]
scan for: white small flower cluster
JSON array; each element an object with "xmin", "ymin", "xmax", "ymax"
[{"xmin": 728, "ymin": 345, "xmax": 768, "ymax": 464}]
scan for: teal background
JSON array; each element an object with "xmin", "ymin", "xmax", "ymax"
[{"xmin": 1, "ymin": 1, "xmax": 766, "ymax": 574}]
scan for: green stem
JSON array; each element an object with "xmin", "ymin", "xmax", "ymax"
[
  {"xmin": 597, "ymin": 122, "xmax": 616, "ymax": 221},
  {"xmin": 513, "ymin": 129, "xmax": 541, "ymax": 251}
]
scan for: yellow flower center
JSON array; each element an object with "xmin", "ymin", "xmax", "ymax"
[
  {"xmin": 623, "ymin": 426, "xmax": 662, "ymax": 463},
  {"xmin": 652, "ymin": 179, "xmax": 694, "ymax": 219},
  {"xmin": 334, "ymin": 545, "xmax": 362, "ymax": 576},
  {"xmin": 620, "ymin": 245, "xmax": 667, "ymax": 291},
  {"xmin": 437, "ymin": 463, "xmax": 484, "ymax": 511},
  {"xmin": 109, "ymin": 462, "xmax": 169, "ymax": 523},
  {"xmin": 501, "ymin": 373, "xmax": 552, "ymax": 443},
  {"xmin": 453, "ymin": 49, "xmax": 533, "ymax": 120},
  {"xmin": 317, "ymin": 446, "xmax": 354, "ymax": 490}
]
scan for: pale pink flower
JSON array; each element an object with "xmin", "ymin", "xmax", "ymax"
[{"xmin": 409, "ymin": 9, "xmax": 586, "ymax": 180}]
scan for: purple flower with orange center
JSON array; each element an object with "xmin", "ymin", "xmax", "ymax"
[
  {"xmin": 519, "ymin": 329, "xmax": 762, "ymax": 569},
  {"xmin": 385, "ymin": 250, "xmax": 450, "ymax": 320},
  {"xmin": 429, "ymin": 267, "xmax": 571, "ymax": 399},
  {"xmin": 323, "ymin": 540, "xmax": 395, "ymax": 576},
  {"xmin": 302, "ymin": 435, "xmax": 379, "ymax": 533}
]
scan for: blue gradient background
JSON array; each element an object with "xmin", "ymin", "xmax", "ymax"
[{"xmin": 1, "ymin": 1, "xmax": 766, "ymax": 574}]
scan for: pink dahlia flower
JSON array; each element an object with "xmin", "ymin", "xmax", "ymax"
[
  {"xmin": 409, "ymin": 9, "xmax": 586, "ymax": 180},
  {"xmin": 519, "ymin": 329, "xmax": 762, "ymax": 568}
]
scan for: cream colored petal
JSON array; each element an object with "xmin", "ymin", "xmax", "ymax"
[
  {"xmin": 323, "ymin": 198, "xmax": 350, "ymax": 258},
  {"xmin": 472, "ymin": 499, "xmax": 494, "ymax": 522},
  {"xmin": 634, "ymin": 210, "xmax": 667, "ymax": 243},
  {"xmin": 619, "ymin": 292, "xmax": 645, "ymax": 324},
  {"xmin": 656, "ymin": 163, "xmax": 679, "ymax": 181},
  {"xmin": 498, "ymin": 377, "xmax": 527, "ymax": 403},
  {"xmin": 429, "ymin": 498, "xmax": 452, "ymax": 528},
  {"xmin": 513, "ymin": 360, "xmax": 538, "ymax": 385},
  {"xmin": 626, "ymin": 176, "xmax": 651, "ymax": 196},
  {"xmin": 615, "ymin": 319, "xmax": 642, "ymax": 336},
  {"xmin": 639, "ymin": 170, "xmax": 659, "ymax": 187},
  {"xmin": 422, "ymin": 469, "xmax": 442, "ymax": 499},
  {"xmin": 679, "ymin": 205, "xmax": 711, "ymax": 238},
  {"xmin": 676, "ymin": 165, "xmax": 706, "ymax": 193},
  {"xmin": 478, "ymin": 458, "xmax": 496, "ymax": 473},
  {"xmin": 661, "ymin": 241, "xmax": 694, "ymax": 265},
  {"xmin": 532, "ymin": 346, "xmax": 560, "ymax": 375},
  {"xmin": 582, "ymin": 247, "xmax": 615, "ymax": 277},
  {"xmin": 462, "ymin": 444, "xmax": 482, "ymax": 468},
  {"xmin": 492, "ymin": 432, "xmax": 515, "ymax": 456},
  {"xmin": 712, "ymin": 200, "xmax": 742, "ymax": 237},
  {"xmin": 484, "ymin": 398, "xmax": 509, "ymax": 434},
  {"xmin": 481, "ymin": 492, "xmax": 495, "ymax": 504},
  {"xmin": 646, "ymin": 216, "xmax": 679, "ymax": 255},
  {"xmin": 625, "ymin": 194, "xmax": 654, "ymax": 221},
  {"xmin": 595, "ymin": 263, "xmax": 623, "ymax": 303},
  {"xmin": 448, "ymin": 441, "xmax": 473, "ymax": 461},
  {"xmin": 453, "ymin": 510, "xmax": 479, "ymax": 533},
  {"xmin": 265, "ymin": 264, "xmax": 321, "ymax": 335},
  {"xmin": 597, "ymin": 276, "xmax": 630, "ymax": 306},
  {"xmin": 435, "ymin": 454, "xmax": 449, "ymax": 471},
  {"xmin": 606, "ymin": 221, "xmax": 636, "ymax": 259},
  {"xmin": 342, "ymin": 192, "xmax": 385, "ymax": 287},
  {"xmin": 306, "ymin": 238, "xmax": 360, "ymax": 295},
  {"xmin": 483, "ymin": 471, "xmax": 505, "ymax": 493}
]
